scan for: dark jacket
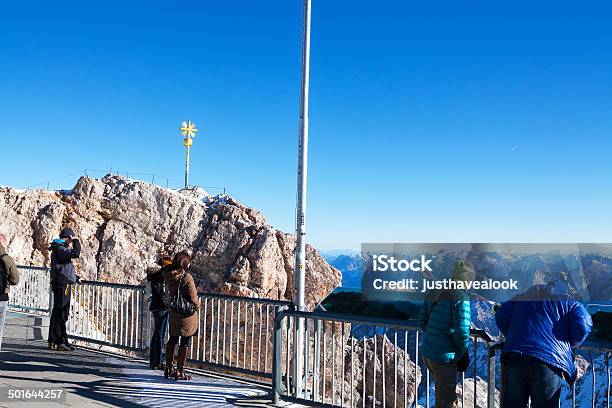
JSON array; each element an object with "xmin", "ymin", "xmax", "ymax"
[
  {"xmin": 147, "ymin": 265, "xmax": 170, "ymax": 311},
  {"xmin": 418, "ymin": 288, "xmax": 471, "ymax": 362},
  {"xmin": 164, "ymin": 269, "xmax": 200, "ymax": 337},
  {"xmin": 0, "ymin": 244, "xmax": 19, "ymax": 301},
  {"xmin": 49, "ymin": 239, "xmax": 81, "ymax": 286},
  {"xmin": 495, "ymin": 283, "xmax": 593, "ymax": 383}
]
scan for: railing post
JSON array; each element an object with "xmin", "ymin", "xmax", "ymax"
[
  {"xmin": 487, "ymin": 342, "xmax": 497, "ymax": 408},
  {"xmin": 272, "ymin": 306, "xmax": 286, "ymax": 406},
  {"xmin": 139, "ymin": 288, "xmax": 146, "ymax": 350},
  {"xmin": 313, "ymin": 318, "xmax": 320, "ymax": 402},
  {"xmin": 48, "ymin": 277, "xmax": 53, "ymax": 316},
  {"xmin": 604, "ymin": 351, "xmax": 610, "ymax": 408},
  {"xmin": 590, "ymin": 351, "xmax": 595, "ymax": 408}
]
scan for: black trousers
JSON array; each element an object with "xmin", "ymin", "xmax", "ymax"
[
  {"xmin": 48, "ymin": 284, "xmax": 71, "ymax": 345},
  {"xmin": 150, "ymin": 310, "xmax": 169, "ymax": 367}
]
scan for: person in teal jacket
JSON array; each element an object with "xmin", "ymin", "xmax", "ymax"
[{"xmin": 418, "ymin": 260, "xmax": 474, "ymax": 408}]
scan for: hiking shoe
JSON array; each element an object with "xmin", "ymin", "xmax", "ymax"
[
  {"xmin": 48, "ymin": 343, "xmax": 57, "ymax": 350},
  {"xmin": 55, "ymin": 344, "xmax": 71, "ymax": 351}
]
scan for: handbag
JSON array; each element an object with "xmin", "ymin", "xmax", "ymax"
[{"xmin": 172, "ymin": 274, "xmax": 195, "ymax": 317}]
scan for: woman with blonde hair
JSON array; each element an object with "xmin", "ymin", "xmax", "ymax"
[{"xmin": 164, "ymin": 251, "xmax": 200, "ymax": 380}]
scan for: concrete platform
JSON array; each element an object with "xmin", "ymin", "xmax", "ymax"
[{"xmin": 0, "ymin": 312, "xmax": 269, "ymax": 407}]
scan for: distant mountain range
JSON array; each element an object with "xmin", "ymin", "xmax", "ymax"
[
  {"xmin": 324, "ymin": 248, "xmax": 612, "ymax": 303},
  {"xmin": 323, "ymin": 252, "xmax": 363, "ymax": 288},
  {"xmin": 322, "ymin": 248, "xmax": 612, "ymax": 344},
  {"xmin": 320, "ymin": 249, "xmax": 359, "ymax": 262}
]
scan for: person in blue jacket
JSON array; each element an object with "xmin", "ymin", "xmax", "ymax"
[
  {"xmin": 418, "ymin": 260, "xmax": 474, "ymax": 408},
  {"xmin": 495, "ymin": 281, "xmax": 593, "ymax": 408}
]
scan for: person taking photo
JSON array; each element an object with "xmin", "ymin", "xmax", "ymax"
[{"xmin": 48, "ymin": 227, "xmax": 81, "ymax": 351}]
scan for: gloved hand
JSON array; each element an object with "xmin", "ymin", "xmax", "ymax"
[{"xmin": 456, "ymin": 350, "xmax": 470, "ymax": 372}]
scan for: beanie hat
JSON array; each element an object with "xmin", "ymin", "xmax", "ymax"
[
  {"xmin": 59, "ymin": 227, "xmax": 75, "ymax": 239},
  {"xmin": 452, "ymin": 260, "xmax": 476, "ymax": 283}
]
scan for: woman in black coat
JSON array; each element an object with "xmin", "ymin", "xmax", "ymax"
[{"xmin": 147, "ymin": 256, "xmax": 172, "ymax": 370}]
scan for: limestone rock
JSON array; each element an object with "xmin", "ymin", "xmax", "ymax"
[
  {"xmin": 321, "ymin": 333, "xmax": 421, "ymax": 408},
  {"xmin": 0, "ymin": 175, "xmax": 341, "ymax": 307},
  {"xmin": 456, "ymin": 376, "xmax": 500, "ymax": 408}
]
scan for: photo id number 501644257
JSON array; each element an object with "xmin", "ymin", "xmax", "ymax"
[{"xmin": 0, "ymin": 388, "xmax": 66, "ymax": 402}]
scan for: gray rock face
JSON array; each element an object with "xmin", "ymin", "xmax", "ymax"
[
  {"xmin": 456, "ymin": 376, "xmax": 500, "ymax": 408},
  {"xmin": 333, "ymin": 334, "xmax": 421, "ymax": 408},
  {"xmin": 0, "ymin": 175, "xmax": 341, "ymax": 308}
]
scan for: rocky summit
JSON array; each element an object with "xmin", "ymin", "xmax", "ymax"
[{"xmin": 0, "ymin": 175, "xmax": 341, "ymax": 308}]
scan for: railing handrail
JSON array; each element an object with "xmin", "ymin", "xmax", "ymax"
[
  {"xmin": 279, "ymin": 308, "xmax": 420, "ymax": 330},
  {"xmin": 197, "ymin": 291, "xmax": 294, "ymax": 307},
  {"xmin": 494, "ymin": 340, "xmax": 612, "ymax": 354},
  {"xmin": 16, "ymin": 264, "xmax": 50, "ymax": 271},
  {"xmin": 79, "ymin": 280, "xmax": 145, "ymax": 290},
  {"xmin": 278, "ymin": 309, "xmax": 497, "ymax": 343}
]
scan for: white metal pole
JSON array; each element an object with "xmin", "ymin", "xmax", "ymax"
[{"xmin": 294, "ymin": 0, "xmax": 311, "ymax": 399}]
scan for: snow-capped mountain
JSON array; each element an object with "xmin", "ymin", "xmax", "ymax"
[{"xmin": 329, "ymin": 253, "xmax": 364, "ymax": 288}]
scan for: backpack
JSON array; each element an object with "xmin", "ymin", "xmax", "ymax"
[
  {"xmin": 0, "ymin": 254, "xmax": 8, "ymax": 293},
  {"xmin": 160, "ymin": 278, "xmax": 173, "ymax": 310}
]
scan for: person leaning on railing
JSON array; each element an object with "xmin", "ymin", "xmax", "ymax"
[
  {"xmin": 163, "ymin": 251, "xmax": 200, "ymax": 381},
  {"xmin": 495, "ymin": 280, "xmax": 593, "ymax": 408},
  {"xmin": 0, "ymin": 233, "xmax": 20, "ymax": 352},
  {"xmin": 47, "ymin": 227, "xmax": 81, "ymax": 352},
  {"xmin": 418, "ymin": 260, "xmax": 474, "ymax": 408}
]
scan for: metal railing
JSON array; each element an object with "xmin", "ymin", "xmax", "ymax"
[
  {"xmin": 9, "ymin": 266, "xmax": 292, "ymax": 379},
  {"xmin": 21, "ymin": 169, "xmax": 230, "ymax": 196},
  {"xmin": 8, "ymin": 266, "xmax": 612, "ymax": 407},
  {"xmin": 188, "ymin": 293, "xmax": 293, "ymax": 380},
  {"xmin": 272, "ymin": 310, "xmax": 612, "ymax": 408},
  {"xmin": 557, "ymin": 345, "xmax": 611, "ymax": 408},
  {"xmin": 272, "ymin": 309, "xmax": 498, "ymax": 408},
  {"xmin": 8, "ymin": 266, "xmax": 51, "ymax": 314},
  {"xmin": 67, "ymin": 280, "xmax": 148, "ymax": 351}
]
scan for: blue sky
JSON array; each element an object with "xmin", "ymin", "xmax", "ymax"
[{"xmin": 1, "ymin": 1, "xmax": 611, "ymax": 250}]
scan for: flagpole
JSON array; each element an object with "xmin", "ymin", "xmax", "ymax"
[
  {"xmin": 293, "ymin": 0, "xmax": 311, "ymax": 399},
  {"xmin": 185, "ymin": 145, "xmax": 190, "ymax": 189}
]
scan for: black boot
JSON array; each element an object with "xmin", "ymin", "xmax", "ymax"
[
  {"xmin": 164, "ymin": 342, "xmax": 176, "ymax": 379},
  {"xmin": 175, "ymin": 345, "xmax": 191, "ymax": 381}
]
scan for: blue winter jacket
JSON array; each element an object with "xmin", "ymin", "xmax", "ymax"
[
  {"xmin": 495, "ymin": 283, "xmax": 593, "ymax": 382},
  {"xmin": 418, "ymin": 288, "xmax": 471, "ymax": 362}
]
